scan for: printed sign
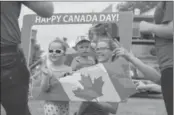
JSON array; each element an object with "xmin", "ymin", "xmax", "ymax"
[
  {"xmin": 21, "ymin": 12, "xmax": 133, "ymax": 65},
  {"xmin": 34, "ymin": 13, "xmax": 119, "ymax": 25}
]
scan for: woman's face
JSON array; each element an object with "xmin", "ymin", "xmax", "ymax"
[
  {"xmin": 95, "ymin": 41, "xmax": 113, "ymax": 63},
  {"xmin": 48, "ymin": 42, "xmax": 65, "ymax": 63}
]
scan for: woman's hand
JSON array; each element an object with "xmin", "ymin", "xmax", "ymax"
[{"xmin": 113, "ymin": 47, "xmax": 133, "ymax": 61}]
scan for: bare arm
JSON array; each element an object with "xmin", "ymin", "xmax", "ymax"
[
  {"xmin": 128, "ymin": 55, "xmax": 161, "ymax": 83},
  {"xmin": 71, "ymin": 58, "xmax": 78, "ymax": 71},
  {"xmin": 150, "ymin": 21, "xmax": 173, "ymax": 39},
  {"xmin": 40, "ymin": 71, "xmax": 51, "ymax": 92},
  {"xmin": 22, "ymin": 1, "xmax": 54, "ymax": 17}
]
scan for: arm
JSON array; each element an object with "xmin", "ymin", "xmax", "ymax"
[
  {"xmin": 40, "ymin": 70, "xmax": 51, "ymax": 92},
  {"xmin": 146, "ymin": 84, "xmax": 161, "ymax": 93},
  {"xmin": 71, "ymin": 58, "xmax": 78, "ymax": 71},
  {"xmin": 128, "ymin": 55, "xmax": 161, "ymax": 83},
  {"xmin": 140, "ymin": 2, "xmax": 173, "ymax": 39},
  {"xmin": 22, "ymin": 1, "xmax": 54, "ymax": 17},
  {"xmin": 149, "ymin": 21, "xmax": 173, "ymax": 39}
]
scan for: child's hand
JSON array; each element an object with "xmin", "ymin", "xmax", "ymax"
[{"xmin": 41, "ymin": 67, "xmax": 53, "ymax": 77}]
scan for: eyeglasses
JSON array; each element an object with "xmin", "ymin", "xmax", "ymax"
[
  {"xmin": 95, "ymin": 47, "xmax": 110, "ymax": 51},
  {"xmin": 49, "ymin": 49, "xmax": 64, "ymax": 54}
]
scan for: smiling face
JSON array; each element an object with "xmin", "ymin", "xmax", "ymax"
[
  {"xmin": 95, "ymin": 41, "xmax": 113, "ymax": 63},
  {"xmin": 48, "ymin": 42, "xmax": 65, "ymax": 63}
]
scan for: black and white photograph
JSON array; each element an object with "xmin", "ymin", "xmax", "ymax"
[{"xmin": 1, "ymin": 1, "xmax": 173, "ymax": 115}]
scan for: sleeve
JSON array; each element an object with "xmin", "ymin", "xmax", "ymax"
[{"xmin": 162, "ymin": 1, "xmax": 173, "ymax": 23}]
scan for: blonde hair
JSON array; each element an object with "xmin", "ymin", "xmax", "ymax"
[{"xmin": 48, "ymin": 38, "xmax": 67, "ymax": 52}]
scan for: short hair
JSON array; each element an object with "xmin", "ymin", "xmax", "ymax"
[{"xmin": 48, "ymin": 38, "xmax": 67, "ymax": 52}]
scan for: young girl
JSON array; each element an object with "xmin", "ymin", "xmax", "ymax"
[{"xmin": 40, "ymin": 38, "xmax": 72, "ymax": 115}]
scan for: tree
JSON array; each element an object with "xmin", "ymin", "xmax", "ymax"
[{"xmin": 117, "ymin": 1, "xmax": 158, "ymax": 14}]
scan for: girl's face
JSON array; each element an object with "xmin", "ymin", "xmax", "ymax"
[
  {"xmin": 48, "ymin": 42, "xmax": 65, "ymax": 63},
  {"xmin": 95, "ymin": 41, "xmax": 113, "ymax": 63}
]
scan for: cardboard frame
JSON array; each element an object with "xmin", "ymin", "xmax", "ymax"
[{"xmin": 21, "ymin": 12, "xmax": 133, "ymax": 66}]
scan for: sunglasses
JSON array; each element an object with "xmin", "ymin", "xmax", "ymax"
[{"xmin": 49, "ymin": 49, "xmax": 64, "ymax": 54}]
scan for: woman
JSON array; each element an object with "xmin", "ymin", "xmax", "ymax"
[
  {"xmin": 139, "ymin": 2, "xmax": 173, "ymax": 114},
  {"xmin": 76, "ymin": 36, "xmax": 161, "ymax": 115}
]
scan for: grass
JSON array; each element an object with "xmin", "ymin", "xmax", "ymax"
[{"xmin": 1, "ymin": 98, "xmax": 167, "ymax": 115}]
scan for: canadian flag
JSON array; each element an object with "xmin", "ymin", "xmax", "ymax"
[{"xmin": 32, "ymin": 57, "xmax": 136, "ymax": 103}]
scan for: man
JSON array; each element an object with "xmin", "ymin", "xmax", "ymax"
[
  {"xmin": 139, "ymin": 1, "xmax": 173, "ymax": 115},
  {"xmin": 1, "ymin": 2, "xmax": 54, "ymax": 115}
]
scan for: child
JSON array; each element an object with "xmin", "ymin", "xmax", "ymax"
[
  {"xmin": 40, "ymin": 38, "xmax": 72, "ymax": 115},
  {"xmin": 71, "ymin": 36, "xmax": 96, "ymax": 71}
]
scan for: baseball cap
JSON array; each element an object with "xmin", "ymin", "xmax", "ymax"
[{"xmin": 75, "ymin": 36, "xmax": 90, "ymax": 46}]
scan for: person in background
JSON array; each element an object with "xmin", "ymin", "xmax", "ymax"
[
  {"xmin": 41, "ymin": 39, "xmax": 72, "ymax": 115},
  {"xmin": 1, "ymin": 1, "xmax": 54, "ymax": 115},
  {"xmin": 139, "ymin": 2, "xmax": 173, "ymax": 115},
  {"xmin": 71, "ymin": 37, "xmax": 96, "ymax": 71}
]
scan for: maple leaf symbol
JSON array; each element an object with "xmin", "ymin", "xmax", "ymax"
[{"xmin": 72, "ymin": 74, "xmax": 104, "ymax": 101}]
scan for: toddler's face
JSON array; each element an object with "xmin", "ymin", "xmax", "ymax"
[
  {"xmin": 48, "ymin": 42, "xmax": 65, "ymax": 63},
  {"xmin": 76, "ymin": 41, "xmax": 90, "ymax": 56}
]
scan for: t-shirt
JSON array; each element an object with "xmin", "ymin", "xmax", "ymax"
[
  {"xmin": 71, "ymin": 56, "xmax": 96, "ymax": 71},
  {"xmin": 1, "ymin": 2, "xmax": 22, "ymax": 46},
  {"xmin": 154, "ymin": 1, "xmax": 173, "ymax": 71}
]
